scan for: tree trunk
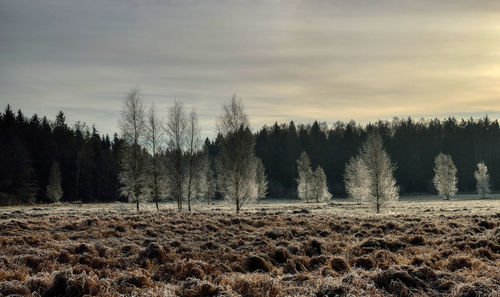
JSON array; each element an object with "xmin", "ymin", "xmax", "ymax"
[
  {"xmin": 153, "ymin": 151, "xmax": 159, "ymax": 211},
  {"xmin": 187, "ymin": 135, "xmax": 194, "ymax": 212},
  {"xmin": 176, "ymin": 149, "xmax": 182, "ymax": 212},
  {"xmin": 134, "ymin": 142, "xmax": 140, "ymax": 212}
]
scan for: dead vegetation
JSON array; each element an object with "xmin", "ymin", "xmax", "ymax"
[{"xmin": 0, "ymin": 204, "xmax": 499, "ymax": 296}]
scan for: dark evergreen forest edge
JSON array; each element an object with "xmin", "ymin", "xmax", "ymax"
[{"xmin": 1, "ymin": 104, "xmax": 498, "ymax": 205}]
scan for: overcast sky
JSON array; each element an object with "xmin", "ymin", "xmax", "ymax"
[{"xmin": 2, "ymin": 0, "xmax": 500, "ymax": 138}]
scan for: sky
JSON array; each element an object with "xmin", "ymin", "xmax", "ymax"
[{"xmin": 2, "ymin": 0, "xmax": 500, "ymax": 138}]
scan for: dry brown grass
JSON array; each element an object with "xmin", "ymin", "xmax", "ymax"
[{"xmin": 0, "ymin": 202, "xmax": 499, "ymax": 296}]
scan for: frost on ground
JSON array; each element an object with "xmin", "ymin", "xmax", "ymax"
[{"xmin": 0, "ymin": 199, "xmax": 499, "ymax": 297}]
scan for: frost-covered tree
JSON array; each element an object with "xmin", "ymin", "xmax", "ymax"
[
  {"xmin": 360, "ymin": 133, "xmax": 398, "ymax": 212},
  {"xmin": 474, "ymin": 161, "xmax": 490, "ymax": 199},
  {"xmin": 216, "ymin": 94, "xmax": 249, "ymax": 135},
  {"xmin": 216, "ymin": 95, "xmax": 258, "ymax": 213},
  {"xmin": 145, "ymin": 104, "xmax": 164, "ymax": 210},
  {"xmin": 46, "ymin": 161, "xmax": 63, "ymax": 203},
  {"xmin": 185, "ymin": 109, "xmax": 203, "ymax": 211},
  {"xmin": 433, "ymin": 153, "xmax": 457, "ymax": 200},
  {"xmin": 344, "ymin": 155, "xmax": 370, "ymax": 204},
  {"xmin": 311, "ymin": 166, "xmax": 331, "ymax": 202},
  {"xmin": 165, "ymin": 100, "xmax": 187, "ymax": 211},
  {"xmin": 119, "ymin": 89, "xmax": 146, "ymax": 211},
  {"xmin": 255, "ymin": 157, "xmax": 268, "ymax": 203},
  {"xmin": 296, "ymin": 152, "xmax": 313, "ymax": 203},
  {"xmin": 198, "ymin": 156, "xmax": 216, "ymax": 205}
]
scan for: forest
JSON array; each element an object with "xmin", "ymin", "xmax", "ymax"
[{"xmin": 1, "ymin": 103, "xmax": 499, "ymax": 205}]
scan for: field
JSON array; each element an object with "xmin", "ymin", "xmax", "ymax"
[{"xmin": 0, "ymin": 197, "xmax": 499, "ymax": 296}]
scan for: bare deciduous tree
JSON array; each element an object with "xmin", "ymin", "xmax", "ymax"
[
  {"xmin": 216, "ymin": 96, "xmax": 258, "ymax": 213},
  {"xmin": 145, "ymin": 104, "xmax": 164, "ymax": 210},
  {"xmin": 216, "ymin": 94, "xmax": 249, "ymax": 136},
  {"xmin": 165, "ymin": 100, "xmax": 187, "ymax": 211},
  {"xmin": 433, "ymin": 153, "xmax": 457, "ymax": 200},
  {"xmin": 119, "ymin": 89, "xmax": 146, "ymax": 211},
  {"xmin": 185, "ymin": 109, "xmax": 203, "ymax": 211}
]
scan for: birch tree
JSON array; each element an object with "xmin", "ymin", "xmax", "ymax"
[
  {"xmin": 344, "ymin": 155, "xmax": 370, "ymax": 204},
  {"xmin": 145, "ymin": 104, "xmax": 164, "ymax": 210},
  {"xmin": 474, "ymin": 161, "xmax": 490, "ymax": 199},
  {"xmin": 433, "ymin": 153, "xmax": 457, "ymax": 200},
  {"xmin": 216, "ymin": 95, "xmax": 258, "ymax": 213},
  {"xmin": 165, "ymin": 100, "xmax": 187, "ymax": 211},
  {"xmin": 119, "ymin": 89, "xmax": 146, "ymax": 211},
  {"xmin": 360, "ymin": 133, "xmax": 398, "ymax": 212},
  {"xmin": 185, "ymin": 109, "xmax": 203, "ymax": 211},
  {"xmin": 296, "ymin": 152, "xmax": 313, "ymax": 203},
  {"xmin": 47, "ymin": 161, "xmax": 63, "ymax": 203}
]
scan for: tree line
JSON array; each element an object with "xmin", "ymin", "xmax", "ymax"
[
  {"xmin": 0, "ymin": 105, "xmax": 122, "ymax": 205},
  {"xmin": 1, "ymin": 95, "xmax": 498, "ymax": 207},
  {"xmin": 255, "ymin": 116, "xmax": 500, "ymax": 197}
]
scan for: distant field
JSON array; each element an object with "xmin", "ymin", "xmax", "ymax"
[
  {"xmin": 2, "ymin": 193, "xmax": 497, "ymax": 214},
  {"xmin": 0, "ymin": 198, "xmax": 498, "ymax": 296}
]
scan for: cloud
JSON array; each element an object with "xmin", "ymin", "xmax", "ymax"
[{"xmin": 1, "ymin": 0, "xmax": 500, "ymax": 138}]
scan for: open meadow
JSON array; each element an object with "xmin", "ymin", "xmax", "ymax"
[{"xmin": 0, "ymin": 197, "xmax": 499, "ymax": 296}]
